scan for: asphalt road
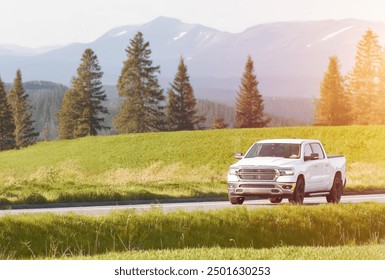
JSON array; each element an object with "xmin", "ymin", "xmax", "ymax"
[{"xmin": 1, "ymin": 193, "xmax": 385, "ymax": 216}]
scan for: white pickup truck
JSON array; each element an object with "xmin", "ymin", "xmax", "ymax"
[{"xmin": 228, "ymin": 139, "xmax": 346, "ymax": 205}]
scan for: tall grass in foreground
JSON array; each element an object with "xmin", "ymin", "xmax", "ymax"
[
  {"xmin": 67, "ymin": 245, "xmax": 385, "ymax": 260},
  {"xmin": 1, "ymin": 204, "xmax": 385, "ymax": 259}
]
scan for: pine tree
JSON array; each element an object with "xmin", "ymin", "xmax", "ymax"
[
  {"xmin": 235, "ymin": 56, "xmax": 269, "ymax": 128},
  {"xmin": 57, "ymin": 87, "xmax": 81, "ymax": 139},
  {"xmin": 374, "ymin": 46, "xmax": 385, "ymax": 123},
  {"xmin": 7, "ymin": 69, "xmax": 38, "ymax": 148},
  {"xmin": 315, "ymin": 56, "xmax": 351, "ymax": 126},
  {"xmin": 166, "ymin": 57, "xmax": 201, "ymax": 130},
  {"xmin": 57, "ymin": 48, "xmax": 109, "ymax": 139},
  {"xmin": 74, "ymin": 48, "xmax": 109, "ymax": 137},
  {"xmin": 114, "ymin": 32, "xmax": 165, "ymax": 133},
  {"xmin": 348, "ymin": 29, "xmax": 381, "ymax": 124},
  {"xmin": 0, "ymin": 78, "xmax": 16, "ymax": 150}
]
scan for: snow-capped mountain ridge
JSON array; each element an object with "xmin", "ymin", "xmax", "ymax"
[{"xmin": 1, "ymin": 16, "xmax": 385, "ymax": 102}]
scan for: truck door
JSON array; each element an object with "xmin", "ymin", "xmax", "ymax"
[
  {"xmin": 309, "ymin": 143, "xmax": 331, "ymax": 191},
  {"xmin": 303, "ymin": 144, "xmax": 318, "ymax": 192}
]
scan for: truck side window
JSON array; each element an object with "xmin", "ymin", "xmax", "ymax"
[
  {"xmin": 304, "ymin": 144, "xmax": 312, "ymax": 158},
  {"xmin": 310, "ymin": 143, "xmax": 325, "ymax": 159}
]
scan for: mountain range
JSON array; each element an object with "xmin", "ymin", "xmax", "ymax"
[{"xmin": 1, "ymin": 16, "xmax": 385, "ymax": 106}]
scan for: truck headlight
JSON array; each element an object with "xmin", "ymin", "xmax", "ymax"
[
  {"xmin": 228, "ymin": 168, "xmax": 240, "ymax": 175},
  {"xmin": 278, "ymin": 168, "xmax": 295, "ymax": 176}
]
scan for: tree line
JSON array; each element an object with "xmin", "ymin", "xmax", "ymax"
[
  {"xmin": 56, "ymin": 31, "xmax": 269, "ymax": 140},
  {"xmin": 0, "ymin": 31, "xmax": 277, "ymax": 150},
  {"xmin": 315, "ymin": 29, "xmax": 385, "ymax": 126},
  {"xmin": 56, "ymin": 32, "xmax": 210, "ymax": 138}
]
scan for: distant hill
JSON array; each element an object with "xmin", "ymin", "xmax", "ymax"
[
  {"xmin": 2, "ymin": 81, "xmax": 313, "ymax": 140},
  {"xmin": 1, "ymin": 17, "xmax": 385, "ymax": 103}
]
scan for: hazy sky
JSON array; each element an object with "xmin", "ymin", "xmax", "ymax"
[{"xmin": 2, "ymin": 0, "xmax": 385, "ymax": 47}]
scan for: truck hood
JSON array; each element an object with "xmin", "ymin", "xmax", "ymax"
[{"xmin": 231, "ymin": 157, "xmax": 300, "ymax": 169}]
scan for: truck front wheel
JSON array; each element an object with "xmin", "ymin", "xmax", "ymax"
[
  {"xmin": 290, "ymin": 177, "xmax": 305, "ymax": 204},
  {"xmin": 229, "ymin": 196, "xmax": 245, "ymax": 205},
  {"xmin": 326, "ymin": 175, "xmax": 343, "ymax": 203},
  {"xmin": 269, "ymin": 197, "xmax": 283, "ymax": 204}
]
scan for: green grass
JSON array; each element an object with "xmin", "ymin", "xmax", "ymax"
[
  {"xmin": 67, "ymin": 245, "xmax": 385, "ymax": 260},
  {"xmin": 1, "ymin": 126, "xmax": 385, "ymax": 204},
  {"xmin": 1, "ymin": 204, "xmax": 385, "ymax": 259}
]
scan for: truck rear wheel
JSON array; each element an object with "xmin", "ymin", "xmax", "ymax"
[
  {"xmin": 326, "ymin": 175, "xmax": 343, "ymax": 203},
  {"xmin": 291, "ymin": 177, "xmax": 305, "ymax": 204},
  {"xmin": 229, "ymin": 196, "xmax": 245, "ymax": 205}
]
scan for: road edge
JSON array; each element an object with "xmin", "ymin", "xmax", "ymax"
[{"xmin": 1, "ymin": 189, "xmax": 385, "ymax": 210}]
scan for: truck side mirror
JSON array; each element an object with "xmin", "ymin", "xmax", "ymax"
[
  {"xmin": 304, "ymin": 153, "xmax": 319, "ymax": 161},
  {"xmin": 234, "ymin": 152, "xmax": 243, "ymax": 159}
]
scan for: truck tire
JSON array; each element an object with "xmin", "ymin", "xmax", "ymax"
[
  {"xmin": 290, "ymin": 177, "xmax": 305, "ymax": 204},
  {"xmin": 269, "ymin": 197, "xmax": 283, "ymax": 204},
  {"xmin": 229, "ymin": 196, "xmax": 245, "ymax": 205},
  {"xmin": 326, "ymin": 174, "xmax": 343, "ymax": 203}
]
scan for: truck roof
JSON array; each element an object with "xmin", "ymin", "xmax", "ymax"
[{"xmin": 256, "ymin": 139, "xmax": 320, "ymax": 144}]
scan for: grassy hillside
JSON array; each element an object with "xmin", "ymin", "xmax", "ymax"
[{"xmin": 0, "ymin": 126, "xmax": 384, "ymax": 204}]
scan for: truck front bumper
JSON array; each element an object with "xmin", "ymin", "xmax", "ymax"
[{"xmin": 228, "ymin": 181, "xmax": 296, "ymax": 198}]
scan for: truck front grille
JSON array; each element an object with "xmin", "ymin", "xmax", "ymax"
[
  {"xmin": 240, "ymin": 184, "xmax": 275, "ymax": 188},
  {"xmin": 238, "ymin": 168, "xmax": 278, "ymax": 181}
]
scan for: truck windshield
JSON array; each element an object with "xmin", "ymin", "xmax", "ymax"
[{"xmin": 244, "ymin": 143, "xmax": 301, "ymax": 159}]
